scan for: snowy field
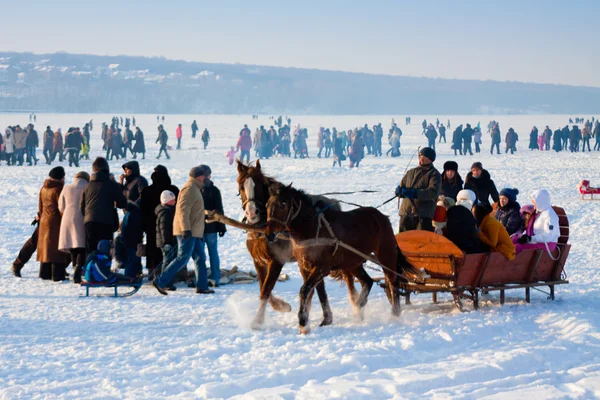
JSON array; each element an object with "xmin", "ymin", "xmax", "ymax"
[{"xmin": 1, "ymin": 113, "xmax": 600, "ymax": 399}]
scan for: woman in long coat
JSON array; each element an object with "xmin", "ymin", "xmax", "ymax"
[
  {"xmin": 58, "ymin": 171, "xmax": 90, "ymax": 283},
  {"xmin": 132, "ymin": 127, "xmax": 146, "ymax": 159},
  {"xmin": 37, "ymin": 167, "xmax": 70, "ymax": 281}
]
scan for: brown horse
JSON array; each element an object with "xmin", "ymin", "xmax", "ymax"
[
  {"xmin": 237, "ymin": 160, "xmax": 368, "ymax": 329},
  {"xmin": 266, "ymin": 183, "xmax": 415, "ymax": 334}
]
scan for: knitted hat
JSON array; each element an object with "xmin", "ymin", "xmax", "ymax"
[
  {"xmin": 499, "ymin": 188, "xmax": 519, "ymax": 202},
  {"xmin": 443, "ymin": 161, "xmax": 458, "ymax": 172},
  {"xmin": 471, "ymin": 162, "xmax": 483, "ymax": 171},
  {"xmin": 419, "ymin": 147, "xmax": 436, "ymax": 162},
  {"xmin": 49, "ymin": 166, "xmax": 65, "ymax": 180},
  {"xmin": 160, "ymin": 190, "xmax": 176, "ymax": 205}
]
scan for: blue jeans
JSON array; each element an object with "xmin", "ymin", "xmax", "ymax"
[
  {"xmin": 203, "ymin": 233, "xmax": 220, "ymax": 286},
  {"xmin": 123, "ymin": 248, "xmax": 142, "ymax": 278},
  {"xmin": 155, "ymin": 236, "xmax": 208, "ymax": 290},
  {"xmin": 26, "ymin": 145, "xmax": 38, "ymax": 163},
  {"xmin": 16, "ymin": 148, "xmax": 25, "ymax": 165}
]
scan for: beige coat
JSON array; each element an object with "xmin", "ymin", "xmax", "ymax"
[
  {"xmin": 173, "ymin": 178, "xmax": 205, "ymax": 238},
  {"xmin": 58, "ymin": 178, "xmax": 88, "ymax": 251}
]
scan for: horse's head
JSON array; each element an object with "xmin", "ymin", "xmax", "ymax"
[
  {"xmin": 237, "ymin": 159, "xmax": 270, "ymax": 224},
  {"xmin": 265, "ymin": 182, "xmax": 303, "ymax": 241}
]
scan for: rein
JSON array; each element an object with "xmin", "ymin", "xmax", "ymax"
[{"xmin": 267, "ymin": 197, "xmax": 303, "ymax": 229}]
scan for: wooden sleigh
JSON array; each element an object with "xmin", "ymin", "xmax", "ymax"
[{"xmin": 390, "ymin": 206, "xmax": 570, "ymax": 311}]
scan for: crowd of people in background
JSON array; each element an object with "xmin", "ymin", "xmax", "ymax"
[{"xmin": 1, "ymin": 115, "xmax": 598, "ymax": 169}]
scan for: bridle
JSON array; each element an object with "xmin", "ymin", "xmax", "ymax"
[{"xmin": 267, "ymin": 196, "xmax": 302, "ymax": 231}]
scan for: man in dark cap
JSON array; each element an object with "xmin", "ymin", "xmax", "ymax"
[
  {"xmin": 153, "ymin": 165, "xmax": 214, "ymax": 295},
  {"xmin": 395, "ymin": 147, "xmax": 441, "ymax": 232},
  {"xmin": 199, "ymin": 165, "xmax": 226, "ymax": 287}
]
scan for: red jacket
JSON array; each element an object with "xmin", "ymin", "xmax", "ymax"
[
  {"xmin": 236, "ymin": 134, "xmax": 252, "ymax": 151},
  {"xmin": 176, "ymin": 126, "xmax": 182, "ymax": 139}
]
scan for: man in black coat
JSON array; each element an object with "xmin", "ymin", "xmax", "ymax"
[
  {"xmin": 26, "ymin": 124, "xmax": 39, "ymax": 166},
  {"xmin": 120, "ymin": 161, "xmax": 148, "ymax": 205},
  {"xmin": 464, "ymin": 162, "xmax": 499, "ymax": 207},
  {"xmin": 80, "ymin": 157, "xmax": 128, "ymax": 252},
  {"xmin": 200, "ymin": 165, "xmax": 226, "ymax": 287},
  {"xmin": 462, "ymin": 124, "xmax": 474, "ymax": 156},
  {"xmin": 65, "ymin": 128, "xmax": 83, "ymax": 167},
  {"xmin": 140, "ymin": 165, "xmax": 179, "ymax": 279},
  {"xmin": 43, "ymin": 126, "xmax": 54, "ymax": 165},
  {"xmin": 452, "ymin": 125, "xmax": 463, "ymax": 156}
]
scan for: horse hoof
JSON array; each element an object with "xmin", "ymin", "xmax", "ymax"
[
  {"xmin": 299, "ymin": 326, "xmax": 311, "ymax": 334},
  {"xmin": 251, "ymin": 319, "xmax": 264, "ymax": 330},
  {"xmin": 319, "ymin": 318, "xmax": 333, "ymax": 327}
]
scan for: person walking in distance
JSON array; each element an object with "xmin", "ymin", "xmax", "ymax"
[
  {"xmin": 176, "ymin": 123, "xmax": 183, "ymax": 150},
  {"xmin": 156, "ymin": 125, "xmax": 170, "ymax": 159}
]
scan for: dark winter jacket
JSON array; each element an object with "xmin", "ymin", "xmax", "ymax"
[
  {"xmin": 155, "ymin": 204, "xmax": 176, "ymax": 249},
  {"xmin": 26, "ymin": 129, "xmax": 39, "ymax": 147},
  {"xmin": 140, "ymin": 165, "xmax": 179, "ymax": 242},
  {"xmin": 202, "ymin": 180, "xmax": 226, "ymax": 235},
  {"xmin": 121, "ymin": 202, "xmax": 144, "ymax": 248},
  {"xmin": 80, "ymin": 170, "xmax": 127, "ymax": 226},
  {"xmin": 350, "ymin": 136, "xmax": 365, "ymax": 162},
  {"xmin": 121, "ymin": 161, "xmax": 148, "ymax": 206},
  {"xmin": 553, "ymin": 129, "xmax": 562, "ymax": 151},
  {"xmin": 399, "ymin": 164, "xmax": 442, "ymax": 219},
  {"xmin": 157, "ymin": 128, "xmax": 169, "ymax": 145},
  {"xmin": 441, "ymin": 174, "xmax": 463, "ymax": 201},
  {"xmin": 464, "ymin": 169, "xmax": 499, "ymax": 206},
  {"xmin": 43, "ymin": 129, "xmax": 53, "ymax": 151},
  {"xmin": 133, "ymin": 130, "xmax": 145, "ymax": 153},
  {"xmin": 111, "ymin": 132, "xmax": 123, "ymax": 152},
  {"xmin": 452, "ymin": 126, "xmax": 463, "ymax": 149},
  {"xmin": 462, "ymin": 126, "xmax": 474, "ymax": 144},
  {"xmin": 446, "ymin": 205, "xmax": 487, "ymax": 254},
  {"xmin": 65, "ymin": 131, "xmax": 83, "ymax": 150},
  {"xmin": 494, "ymin": 201, "xmax": 522, "ymax": 236},
  {"xmin": 529, "ymin": 128, "xmax": 539, "ymax": 149},
  {"xmin": 491, "ymin": 126, "xmax": 501, "ymax": 144}
]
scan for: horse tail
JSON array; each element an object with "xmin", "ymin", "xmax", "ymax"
[
  {"xmin": 329, "ymin": 269, "xmax": 346, "ymax": 283},
  {"xmin": 396, "ymin": 246, "xmax": 420, "ymax": 283}
]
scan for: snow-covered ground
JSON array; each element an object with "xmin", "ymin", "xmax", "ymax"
[{"xmin": 1, "ymin": 113, "xmax": 599, "ymax": 399}]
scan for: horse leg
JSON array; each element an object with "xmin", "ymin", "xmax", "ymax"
[
  {"xmin": 265, "ymin": 261, "xmax": 292, "ymax": 313},
  {"xmin": 343, "ymin": 271, "xmax": 361, "ymax": 319},
  {"xmin": 298, "ymin": 263, "xmax": 325, "ymax": 334},
  {"xmin": 353, "ymin": 266, "xmax": 374, "ymax": 321},
  {"xmin": 251, "ymin": 262, "xmax": 269, "ymax": 330},
  {"xmin": 315, "ymin": 280, "xmax": 333, "ymax": 326}
]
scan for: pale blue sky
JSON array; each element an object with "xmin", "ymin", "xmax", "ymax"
[{"xmin": 1, "ymin": 0, "xmax": 598, "ymax": 86}]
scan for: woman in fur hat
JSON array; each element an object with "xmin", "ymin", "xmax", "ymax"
[{"xmin": 440, "ymin": 160, "xmax": 463, "ymax": 201}]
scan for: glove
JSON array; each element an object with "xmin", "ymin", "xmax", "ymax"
[
  {"xmin": 395, "ymin": 185, "xmax": 403, "ymax": 197},
  {"xmin": 218, "ymin": 231, "xmax": 226, "ymax": 238},
  {"xmin": 183, "ymin": 230, "xmax": 192, "ymax": 240},
  {"xmin": 164, "ymin": 244, "xmax": 172, "ymax": 253},
  {"xmin": 403, "ymin": 188, "xmax": 418, "ymax": 199},
  {"xmin": 517, "ymin": 234, "xmax": 530, "ymax": 244}
]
